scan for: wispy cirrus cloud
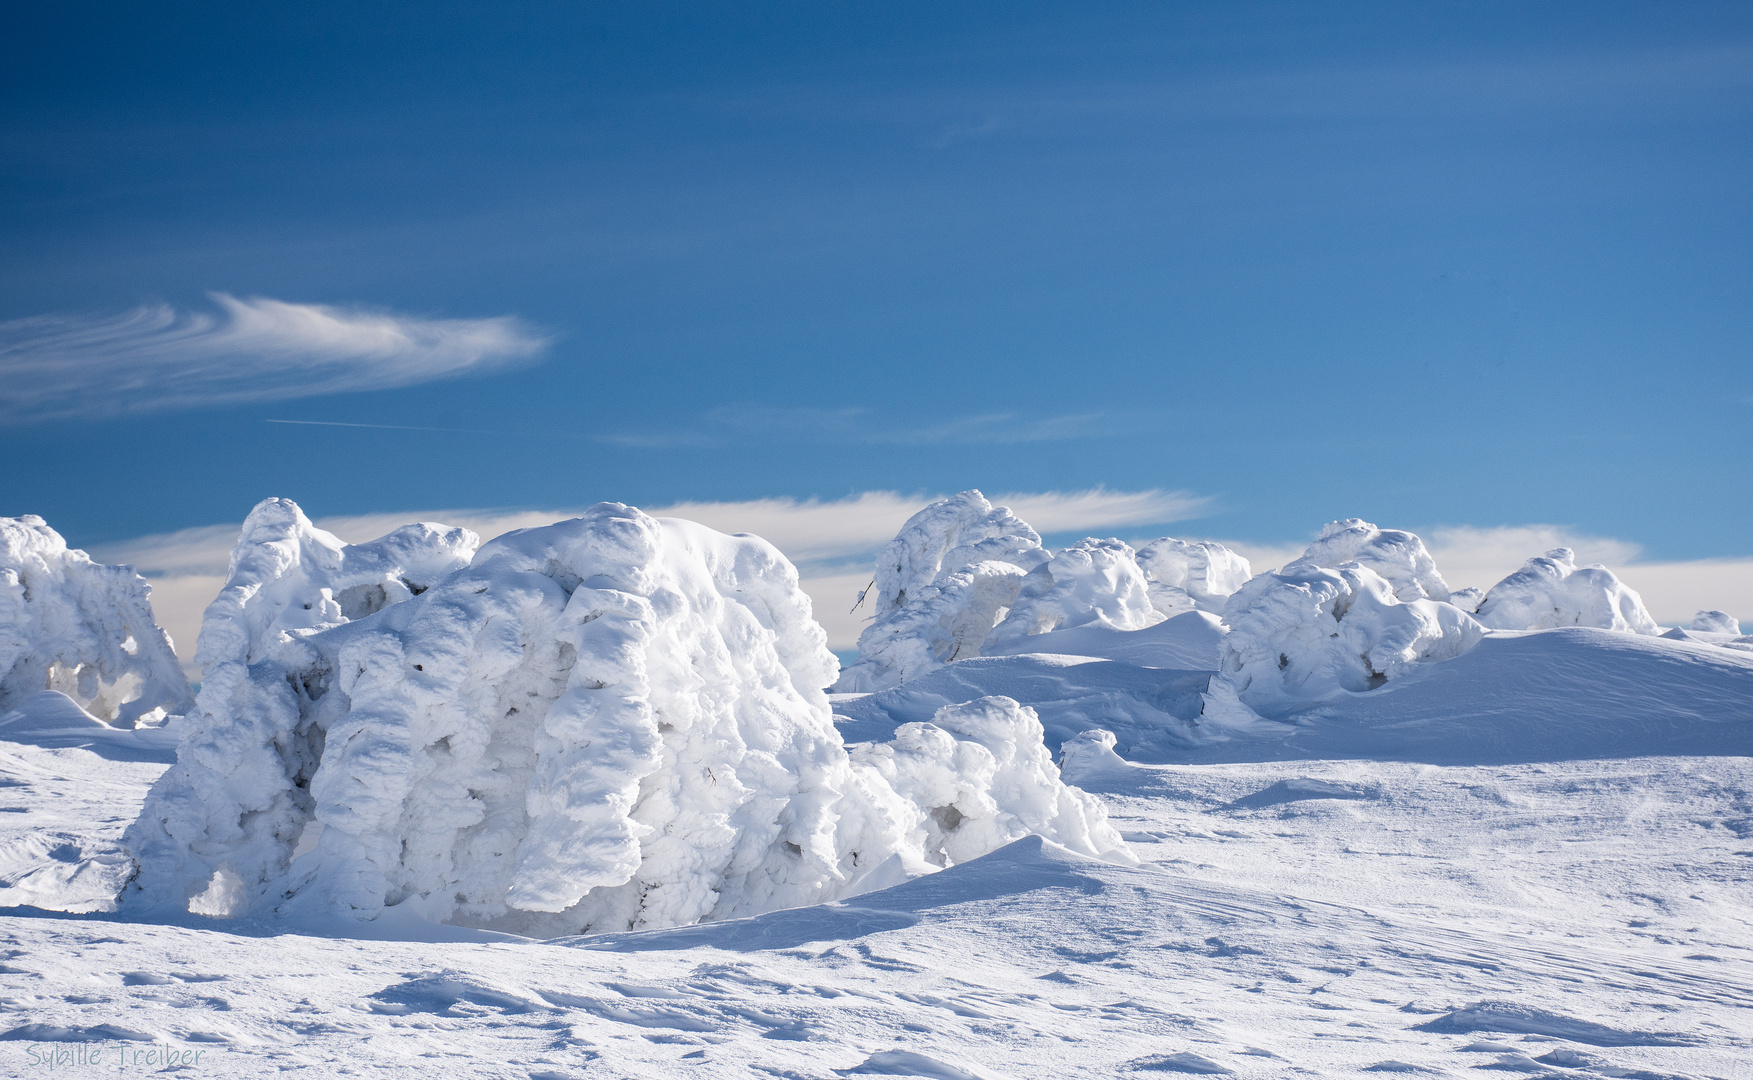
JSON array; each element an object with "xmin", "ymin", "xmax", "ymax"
[{"xmin": 0, "ymin": 293, "xmax": 548, "ymax": 421}]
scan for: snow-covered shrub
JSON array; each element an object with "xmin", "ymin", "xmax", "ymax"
[
  {"xmin": 1448, "ymin": 586, "xmax": 1485, "ymax": 613},
  {"xmin": 1473, "ymin": 548, "xmax": 1658, "ymax": 635},
  {"xmin": 0, "ymin": 516, "xmax": 191, "ymax": 727},
  {"xmin": 1218, "ymin": 559, "xmax": 1483, "ymax": 713},
  {"xmin": 1134, "ymin": 537, "xmax": 1251, "ymax": 616},
  {"xmin": 835, "ymin": 491, "xmax": 1047, "ymax": 692},
  {"xmin": 195, "ymin": 497, "xmax": 478, "ymax": 674},
  {"xmin": 985, "ymin": 538, "xmax": 1163, "ymax": 651},
  {"xmin": 1298, "ymin": 519, "xmax": 1451, "ymax": 602},
  {"xmin": 127, "ymin": 503, "xmax": 1121, "ymax": 934},
  {"xmin": 1691, "ymin": 610, "xmax": 1741, "ymax": 635},
  {"xmin": 851, "ymin": 697, "xmax": 1131, "ymax": 867}
]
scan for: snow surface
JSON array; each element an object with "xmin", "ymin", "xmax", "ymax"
[
  {"xmin": 0, "ymin": 516, "xmax": 191, "ymax": 728},
  {"xmin": 1, "ymin": 500, "xmax": 1749, "ymax": 1077}
]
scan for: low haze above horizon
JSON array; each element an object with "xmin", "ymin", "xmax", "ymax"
[{"xmin": 4, "ymin": 1, "xmax": 1750, "ymax": 634}]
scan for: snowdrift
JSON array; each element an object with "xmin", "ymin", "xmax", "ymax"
[
  {"xmin": 127, "ymin": 501, "xmax": 1124, "ymax": 934},
  {"xmin": 0, "ymin": 515, "xmax": 191, "ymax": 728}
]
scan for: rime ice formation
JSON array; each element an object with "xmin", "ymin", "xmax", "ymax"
[
  {"xmin": 850, "ymin": 696, "xmax": 1131, "ymax": 868},
  {"xmin": 1691, "ymin": 610, "xmax": 1741, "ymax": 635},
  {"xmin": 194, "ymin": 497, "xmax": 478, "ymax": 675},
  {"xmin": 0, "ymin": 515, "xmax": 191, "ymax": 728},
  {"xmin": 1217, "ymin": 560, "xmax": 1483, "ymax": 714},
  {"xmin": 1133, "ymin": 537, "xmax": 1251, "ymax": 616},
  {"xmin": 1298, "ymin": 519, "xmax": 1451, "ymax": 602},
  {"xmin": 128, "ymin": 502, "xmax": 1119, "ymax": 934},
  {"xmin": 985, "ymin": 538, "xmax": 1163, "ymax": 651},
  {"xmin": 1473, "ymin": 548, "xmax": 1659, "ymax": 635},
  {"xmin": 834, "ymin": 492, "xmax": 1048, "ymax": 693}
]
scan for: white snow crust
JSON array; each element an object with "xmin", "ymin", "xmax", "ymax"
[
  {"xmin": 1474, "ymin": 547, "xmax": 1659, "ymax": 635},
  {"xmin": 0, "ymin": 516, "xmax": 191, "ymax": 728},
  {"xmin": 1134, "ymin": 536, "xmax": 1252, "ymax": 616},
  {"xmin": 127, "ymin": 501, "xmax": 1116, "ymax": 934}
]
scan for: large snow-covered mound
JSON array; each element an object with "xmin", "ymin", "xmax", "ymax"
[
  {"xmin": 1296, "ymin": 519, "xmax": 1451, "ymax": 602},
  {"xmin": 1218, "ymin": 559, "xmax": 1482, "ymax": 714},
  {"xmin": 836, "ymin": 494, "xmax": 1252, "ymax": 693},
  {"xmin": 1471, "ymin": 548, "xmax": 1659, "ymax": 635},
  {"xmin": 127, "ymin": 502, "xmax": 1122, "ymax": 934},
  {"xmin": 0, "ymin": 515, "xmax": 191, "ymax": 728},
  {"xmin": 1134, "ymin": 537, "xmax": 1251, "ymax": 616},
  {"xmin": 834, "ymin": 492, "xmax": 1048, "ymax": 693},
  {"xmin": 194, "ymin": 497, "xmax": 479, "ymax": 674},
  {"xmin": 984, "ymin": 538, "xmax": 1163, "ymax": 651}
]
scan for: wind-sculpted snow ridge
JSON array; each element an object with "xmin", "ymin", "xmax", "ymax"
[
  {"xmin": 1298, "ymin": 518, "xmax": 1450, "ymax": 602},
  {"xmin": 1134, "ymin": 537, "xmax": 1251, "ymax": 616},
  {"xmin": 834, "ymin": 491, "xmax": 1047, "ymax": 693},
  {"xmin": 1217, "ymin": 559, "xmax": 1483, "ymax": 715},
  {"xmin": 0, "ymin": 516, "xmax": 191, "ymax": 728},
  {"xmin": 193, "ymin": 497, "xmax": 478, "ymax": 675},
  {"xmin": 985, "ymin": 538, "xmax": 1163, "ymax": 651},
  {"xmin": 1473, "ymin": 548, "xmax": 1658, "ymax": 635},
  {"xmin": 127, "ymin": 502, "xmax": 1122, "ymax": 935}
]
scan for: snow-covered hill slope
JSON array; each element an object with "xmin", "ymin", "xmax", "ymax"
[{"xmin": 0, "ymin": 738, "xmax": 1745, "ymax": 1077}]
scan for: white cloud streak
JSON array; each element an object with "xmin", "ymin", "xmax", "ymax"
[{"xmin": 0, "ymin": 293, "xmax": 548, "ymax": 421}]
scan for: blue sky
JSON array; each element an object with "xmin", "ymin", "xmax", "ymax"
[{"xmin": 3, "ymin": 1, "xmax": 1751, "ymax": 570}]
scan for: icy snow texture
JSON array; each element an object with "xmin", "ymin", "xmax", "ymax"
[
  {"xmin": 193, "ymin": 497, "xmax": 478, "ymax": 674},
  {"xmin": 1298, "ymin": 519, "xmax": 1451, "ymax": 602},
  {"xmin": 0, "ymin": 516, "xmax": 191, "ymax": 727},
  {"xmin": 1473, "ymin": 549, "xmax": 1658, "ymax": 635},
  {"xmin": 1218, "ymin": 560, "xmax": 1483, "ymax": 713},
  {"xmin": 985, "ymin": 539, "xmax": 1164, "ymax": 651},
  {"xmin": 1691, "ymin": 610, "xmax": 1741, "ymax": 635},
  {"xmin": 850, "ymin": 696, "xmax": 1130, "ymax": 868},
  {"xmin": 1134, "ymin": 537, "xmax": 1252, "ymax": 616},
  {"xmin": 834, "ymin": 492, "xmax": 1047, "ymax": 693},
  {"xmin": 129, "ymin": 502, "xmax": 1117, "ymax": 934}
]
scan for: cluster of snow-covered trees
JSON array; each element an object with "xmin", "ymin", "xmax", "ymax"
[{"xmin": 1, "ymin": 491, "xmax": 1741, "ymax": 934}]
